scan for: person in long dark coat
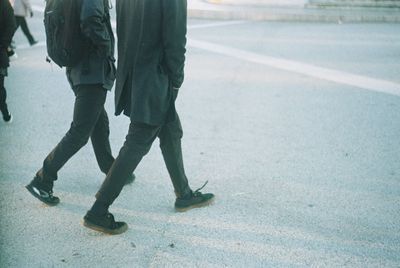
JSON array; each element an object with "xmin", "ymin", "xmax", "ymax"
[
  {"xmin": 0, "ymin": 0, "xmax": 16, "ymax": 122},
  {"xmin": 83, "ymin": 0, "xmax": 214, "ymax": 235},
  {"xmin": 26, "ymin": 0, "xmax": 134, "ymax": 206}
]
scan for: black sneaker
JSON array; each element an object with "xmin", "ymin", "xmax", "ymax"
[
  {"xmin": 175, "ymin": 181, "xmax": 215, "ymax": 212},
  {"xmin": 124, "ymin": 173, "xmax": 135, "ymax": 185},
  {"xmin": 83, "ymin": 211, "xmax": 128, "ymax": 235},
  {"xmin": 26, "ymin": 179, "xmax": 59, "ymax": 206},
  {"xmin": 3, "ymin": 113, "xmax": 12, "ymax": 123}
]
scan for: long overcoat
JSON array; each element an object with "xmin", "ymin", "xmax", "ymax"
[
  {"xmin": 115, "ymin": 0, "xmax": 187, "ymax": 125},
  {"xmin": 0, "ymin": 0, "xmax": 16, "ymax": 69}
]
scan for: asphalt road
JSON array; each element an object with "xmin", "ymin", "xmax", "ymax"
[{"xmin": 0, "ymin": 2, "xmax": 399, "ymax": 267}]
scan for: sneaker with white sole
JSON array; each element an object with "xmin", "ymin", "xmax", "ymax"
[{"xmin": 26, "ymin": 178, "xmax": 59, "ymax": 206}]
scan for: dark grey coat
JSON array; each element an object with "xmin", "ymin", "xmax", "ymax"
[
  {"xmin": 0, "ymin": 0, "xmax": 16, "ymax": 69},
  {"xmin": 115, "ymin": 0, "xmax": 187, "ymax": 125},
  {"xmin": 67, "ymin": 0, "xmax": 116, "ymax": 90}
]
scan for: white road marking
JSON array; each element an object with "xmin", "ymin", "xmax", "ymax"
[{"xmin": 188, "ymin": 38, "xmax": 400, "ymax": 96}]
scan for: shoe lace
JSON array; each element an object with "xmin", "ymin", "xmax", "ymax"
[{"xmin": 193, "ymin": 180, "xmax": 208, "ymax": 196}]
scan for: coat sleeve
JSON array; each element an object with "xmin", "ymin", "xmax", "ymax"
[
  {"xmin": 162, "ymin": 0, "xmax": 187, "ymax": 89},
  {"xmin": 80, "ymin": 0, "xmax": 111, "ymax": 56},
  {"xmin": 0, "ymin": 0, "xmax": 16, "ymax": 49}
]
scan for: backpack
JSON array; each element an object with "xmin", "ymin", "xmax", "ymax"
[{"xmin": 44, "ymin": 0, "xmax": 87, "ymax": 68}]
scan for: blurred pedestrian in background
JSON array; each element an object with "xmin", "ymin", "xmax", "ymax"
[
  {"xmin": 0, "ymin": 0, "xmax": 16, "ymax": 123},
  {"xmin": 10, "ymin": 0, "xmax": 38, "ymax": 46}
]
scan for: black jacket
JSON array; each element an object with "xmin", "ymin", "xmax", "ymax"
[
  {"xmin": 0, "ymin": 0, "xmax": 16, "ymax": 69},
  {"xmin": 67, "ymin": 0, "xmax": 116, "ymax": 90},
  {"xmin": 115, "ymin": 0, "xmax": 187, "ymax": 125}
]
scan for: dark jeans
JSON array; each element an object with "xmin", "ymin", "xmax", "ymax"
[
  {"xmin": 95, "ymin": 114, "xmax": 191, "ymax": 206},
  {"xmin": 36, "ymin": 84, "xmax": 114, "ymax": 186},
  {"xmin": 15, "ymin": 16, "xmax": 35, "ymax": 44},
  {"xmin": 0, "ymin": 74, "xmax": 10, "ymax": 118}
]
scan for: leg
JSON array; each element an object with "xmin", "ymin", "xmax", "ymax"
[
  {"xmin": 84, "ymin": 117, "xmax": 214, "ymax": 234},
  {"xmin": 36, "ymin": 84, "xmax": 108, "ymax": 187},
  {"xmin": 84, "ymin": 122, "xmax": 159, "ymax": 234},
  {"xmin": 159, "ymin": 111, "xmax": 214, "ymax": 212},
  {"xmin": 10, "ymin": 17, "xmax": 20, "ymax": 49},
  {"xmin": 90, "ymin": 107, "xmax": 114, "ymax": 174},
  {"xmin": 95, "ymin": 122, "xmax": 160, "ymax": 207},
  {"xmin": 16, "ymin": 16, "xmax": 36, "ymax": 45},
  {"xmin": 158, "ymin": 113, "xmax": 191, "ymax": 198},
  {"xmin": 14, "ymin": 16, "xmax": 20, "ymax": 30},
  {"xmin": 0, "ymin": 74, "xmax": 10, "ymax": 120}
]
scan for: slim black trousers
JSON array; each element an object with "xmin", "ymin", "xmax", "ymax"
[
  {"xmin": 15, "ymin": 16, "xmax": 35, "ymax": 44},
  {"xmin": 95, "ymin": 114, "xmax": 191, "ymax": 206},
  {"xmin": 0, "ymin": 74, "xmax": 9, "ymax": 118},
  {"xmin": 37, "ymin": 84, "xmax": 114, "ymax": 185}
]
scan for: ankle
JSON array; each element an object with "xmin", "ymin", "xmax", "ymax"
[
  {"xmin": 175, "ymin": 187, "xmax": 193, "ymax": 199},
  {"xmin": 33, "ymin": 175, "xmax": 54, "ymax": 191},
  {"xmin": 90, "ymin": 200, "xmax": 109, "ymax": 216}
]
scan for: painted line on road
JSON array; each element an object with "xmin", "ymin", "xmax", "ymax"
[
  {"xmin": 188, "ymin": 38, "xmax": 400, "ymax": 97},
  {"xmin": 29, "ymin": 5, "xmax": 400, "ymax": 96}
]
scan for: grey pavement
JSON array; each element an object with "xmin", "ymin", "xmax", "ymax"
[
  {"xmin": 188, "ymin": 0, "xmax": 400, "ymax": 22},
  {"xmin": 1, "ymin": 0, "xmax": 400, "ymax": 267}
]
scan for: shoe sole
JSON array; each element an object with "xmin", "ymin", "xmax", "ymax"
[
  {"xmin": 175, "ymin": 196, "xmax": 215, "ymax": 212},
  {"xmin": 83, "ymin": 220, "xmax": 128, "ymax": 235},
  {"xmin": 25, "ymin": 184, "xmax": 59, "ymax": 206}
]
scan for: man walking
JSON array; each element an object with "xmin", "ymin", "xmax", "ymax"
[
  {"xmin": 83, "ymin": 0, "xmax": 214, "ymax": 235},
  {"xmin": 11, "ymin": 0, "xmax": 38, "ymax": 46},
  {"xmin": 26, "ymin": 0, "xmax": 133, "ymax": 205},
  {"xmin": 0, "ymin": 0, "xmax": 16, "ymax": 123}
]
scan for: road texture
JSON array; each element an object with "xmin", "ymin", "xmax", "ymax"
[{"xmin": 0, "ymin": 1, "xmax": 399, "ymax": 267}]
